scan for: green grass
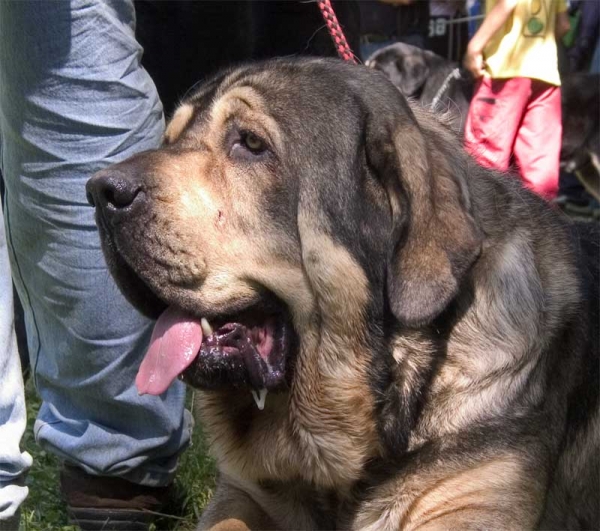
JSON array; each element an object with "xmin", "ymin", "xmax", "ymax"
[{"xmin": 19, "ymin": 378, "xmax": 216, "ymax": 531}]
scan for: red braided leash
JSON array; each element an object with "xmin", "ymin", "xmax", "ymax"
[{"xmin": 316, "ymin": 0, "xmax": 357, "ymax": 63}]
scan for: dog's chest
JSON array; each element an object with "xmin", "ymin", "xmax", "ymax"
[{"xmin": 198, "ymin": 383, "xmax": 378, "ymax": 489}]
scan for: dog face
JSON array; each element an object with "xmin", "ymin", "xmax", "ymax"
[
  {"xmin": 86, "ymin": 57, "xmax": 480, "ymax": 410},
  {"xmin": 365, "ymin": 42, "xmax": 431, "ymax": 97}
]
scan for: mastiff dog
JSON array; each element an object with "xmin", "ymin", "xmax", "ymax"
[{"xmin": 87, "ymin": 58, "xmax": 599, "ymax": 530}]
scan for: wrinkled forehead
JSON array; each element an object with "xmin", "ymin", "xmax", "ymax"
[
  {"xmin": 164, "ymin": 69, "xmax": 288, "ymax": 147},
  {"xmin": 159, "ymin": 59, "xmax": 418, "ymax": 175}
]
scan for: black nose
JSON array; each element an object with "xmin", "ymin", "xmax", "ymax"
[{"xmin": 86, "ymin": 169, "xmax": 142, "ymax": 212}]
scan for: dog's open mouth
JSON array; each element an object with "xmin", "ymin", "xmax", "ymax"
[
  {"xmin": 96, "ymin": 226, "xmax": 294, "ymax": 409},
  {"xmin": 136, "ymin": 305, "xmax": 292, "ymax": 408}
]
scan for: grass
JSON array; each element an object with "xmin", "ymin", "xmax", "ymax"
[{"xmin": 19, "ymin": 377, "xmax": 216, "ymax": 531}]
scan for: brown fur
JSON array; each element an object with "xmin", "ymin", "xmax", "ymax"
[
  {"xmin": 86, "ymin": 58, "xmax": 599, "ymax": 530},
  {"xmin": 164, "ymin": 103, "xmax": 195, "ymax": 145}
]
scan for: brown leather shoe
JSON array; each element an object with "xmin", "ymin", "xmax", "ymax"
[
  {"xmin": 0, "ymin": 509, "xmax": 20, "ymax": 531},
  {"xmin": 60, "ymin": 464, "xmax": 177, "ymax": 531}
]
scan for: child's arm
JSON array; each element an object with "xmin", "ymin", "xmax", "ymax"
[{"xmin": 463, "ymin": 0, "xmax": 518, "ymax": 78}]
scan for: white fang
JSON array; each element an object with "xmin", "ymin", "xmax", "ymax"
[
  {"xmin": 251, "ymin": 388, "xmax": 268, "ymax": 410},
  {"xmin": 200, "ymin": 318, "xmax": 213, "ymax": 337}
]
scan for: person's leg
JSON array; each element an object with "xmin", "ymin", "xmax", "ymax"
[
  {"xmin": 0, "ymin": 0, "xmax": 191, "ymax": 501},
  {"xmin": 464, "ymin": 77, "xmax": 530, "ymax": 172},
  {"xmin": 512, "ymin": 81, "xmax": 562, "ymax": 200},
  {"xmin": 0, "ymin": 198, "xmax": 32, "ymax": 528},
  {"xmin": 589, "ymin": 35, "xmax": 600, "ymax": 74}
]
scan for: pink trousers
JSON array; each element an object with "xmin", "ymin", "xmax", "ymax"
[{"xmin": 464, "ymin": 77, "xmax": 562, "ymax": 200}]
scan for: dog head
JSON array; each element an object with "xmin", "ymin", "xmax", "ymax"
[
  {"xmin": 365, "ymin": 42, "xmax": 436, "ymax": 98},
  {"xmin": 86, "ymin": 58, "xmax": 481, "ymax": 398}
]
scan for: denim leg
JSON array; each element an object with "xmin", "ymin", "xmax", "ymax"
[
  {"xmin": 590, "ymin": 36, "xmax": 600, "ymax": 74},
  {"xmin": 0, "ymin": 0, "xmax": 191, "ymax": 487},
  {"xmin": 0, "ymin": 199, "xmax": 32, "ymax": 520}
]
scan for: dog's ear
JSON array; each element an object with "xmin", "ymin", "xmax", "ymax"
[{"xmin": 366, "ymin": 103, "xmax": 482, "ymax": 327}]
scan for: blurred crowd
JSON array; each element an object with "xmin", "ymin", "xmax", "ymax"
[
  {"xmin": 360, "ymin": 0, "xmax": 599, "ymax": 209},
  {"xmin": 359, "ymin": 0, "xmax": 599, "ymax": 73}
]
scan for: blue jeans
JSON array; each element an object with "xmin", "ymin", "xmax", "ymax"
[
  {"xmin": 0, "ymin": 0, "xmax": 192, "ymax": 516},
  {"xmin": 0, "ymin": 201, "xmax": 31, "ymax": 520}
]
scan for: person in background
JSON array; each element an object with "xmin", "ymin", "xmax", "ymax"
[
  {"xmin": 566, "ymin": 0, "xmax": 600, "ymax": 73},
  {"xmin": 463, "ymin": 0, "xmax": 570, "ymax": 200},
  {"xmin": 467, "ymin": 0, "xmax": 483, "ymax": 38},
  {"xmin": 429, "ymin": 0, "xmax": 470, "ymax": 62}
]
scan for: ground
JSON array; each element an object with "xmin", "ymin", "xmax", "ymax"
[{"xmin": 19, "ymin": 378, "xmax": 216, "ymax": 531}]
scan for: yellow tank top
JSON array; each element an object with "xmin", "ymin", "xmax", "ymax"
[{"xmin": 483, "ymin": 0, "xmax": 567, "ymax": 86}]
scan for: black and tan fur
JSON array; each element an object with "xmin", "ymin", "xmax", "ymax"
[{"xmin": 87, "ymin": 58, "xmax": 599, "ymax": 530}]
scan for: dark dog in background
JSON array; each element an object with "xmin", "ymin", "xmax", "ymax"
[
  {"xmin": 560, "ymin": 72, "xmax": 600, "ymax": 200},
  {"xmin": 365, "ymin": 42, "xmax": 473, "ymax": 130},
  {"xmin": 87, "ymin": 58, "xmax": 599, "ymax": 530},
  {"xmin": 366, "ymin": 42, "xmax": 600, "ymax": 201}
]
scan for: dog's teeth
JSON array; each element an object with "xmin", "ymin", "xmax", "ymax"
[
  {"xmin": 251, "ymin": 389, "xmax": 268, "ymax": 410},
  {"xmin": 200, "ymin": 318, "xmax": 213, "ymax": 337}
]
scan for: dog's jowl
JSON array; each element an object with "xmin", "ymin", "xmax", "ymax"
[{"xmin": 87, "ymin": 58, "xmax": 599, "ymax": 531}]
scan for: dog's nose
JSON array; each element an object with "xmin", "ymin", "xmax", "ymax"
[{"xmin": 86, "ymin": 169, "xmax": 142, "ymax": 213}]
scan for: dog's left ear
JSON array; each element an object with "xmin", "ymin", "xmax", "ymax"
[{"xmin": 366, "ymin": 105, "xmax": 482, "ymax": 327}]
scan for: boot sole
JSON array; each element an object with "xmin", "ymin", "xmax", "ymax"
[{"xmin": 67, "ymin": 506, "xmax": 156, "ymax": 531}]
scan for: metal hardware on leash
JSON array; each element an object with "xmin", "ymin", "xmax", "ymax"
[
  {"xmin": 316, "ymin": 0, "xmax": 357, "ymax": 63},
  {"xmin": 430, "ymin": 67, "xmax": 462, "ymax": 112}
]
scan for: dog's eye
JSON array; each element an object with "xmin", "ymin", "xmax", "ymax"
[
  {"xmin": 229, "ymin": 129, "xmax": 269, "ymax": 161},
  {"xmin": 242, "ymin": 131, "xmax": 265, "ymax": 153}
]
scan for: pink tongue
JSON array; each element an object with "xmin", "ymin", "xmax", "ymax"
[{"xmin": 136, "ymin": 306, "xmax": 203, "ymax": 395}]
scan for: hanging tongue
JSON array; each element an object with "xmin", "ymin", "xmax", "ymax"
[{"xmin": 136, "ymin": 306, "xmax": 203, "ymax": 395}]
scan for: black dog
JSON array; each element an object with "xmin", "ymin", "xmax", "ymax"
[{"xmin": 365, "ymin": 42, "xmax": 473, "ymax": 130}]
